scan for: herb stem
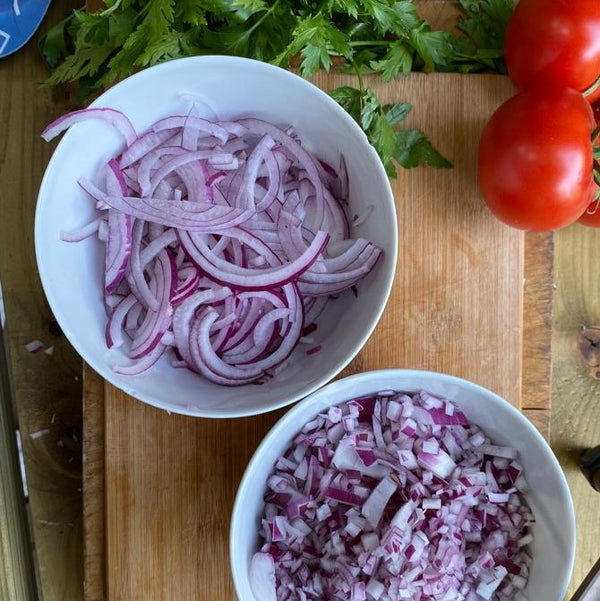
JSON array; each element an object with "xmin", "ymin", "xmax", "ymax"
[
  {"xmin": 351, "ymin": 60, "xmax": 365, "ymax": 95},
  {"xmin": 348, "ymin": 40, "xmax": 392, "ymax": 47},
  {"xmin": 349, "ymin": 60, "xmax": 369, "ymax": 120},
  {"xmin": 592, "ymin": 122, "xmax": 600, "ymax": 148}
]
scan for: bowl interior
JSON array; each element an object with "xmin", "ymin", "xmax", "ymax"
[
  {"xmin": 230, "ymin": 369, "xmax": 575, "ymax": 601},
  {"xmin": 35, "ymin": 56, "xmax": 397, "ymax": 417}
]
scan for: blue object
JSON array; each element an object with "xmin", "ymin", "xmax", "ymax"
[{"xmin": 0, "ymin": 0, "xmax": 52, "ymax": 58}]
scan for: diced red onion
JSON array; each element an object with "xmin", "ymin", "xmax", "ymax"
[
  {"xmin": 249, "ymin": 552, "xmax": 278, "ymax": 601},
  {"xmin": 43, "ymin": 107, "xmax": 382, "ymax": 384},
  {"xmin": 253, "ymin": 390, "xmax": 534, "ymax": 601},
  {"xmin": 24, "ymin": 340, "xmax": 45, "ymax": 354}
]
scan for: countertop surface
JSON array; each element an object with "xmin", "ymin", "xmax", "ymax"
[{"xmin": 0, "ymin": 1, "xmax": 599, "ymax": 600}]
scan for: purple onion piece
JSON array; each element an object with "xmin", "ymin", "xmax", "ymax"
[
  {"xmin": 254, "ymin": 390, "xmax": 534, "ymax": 601},
  {"xmin": 44, "ymin": 108, "xmax": 383, "ymax": 383}
]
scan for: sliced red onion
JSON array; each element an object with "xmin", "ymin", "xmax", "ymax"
[
  {"xmin": 126, "ymin": 219, "xmax": 160, "ymax": 312},
  {"xmin": 104, "ymin": 162, "xmax": 133, "ymax": 293},
  {"xmin": 188, "ymin": 309, "xmax": 265, "ymax": 384},
  {"xmin": 152, "ymin": 115, "xmax": 230, "ymax": 143},
  {"xmin": 79, "ymin": 178, "xmax": 253, "ymax": 233},
  {"xmin": 60, "ymin": 217, "xmax": 103, "ymax": 243},
  {"xmin": 146, "ymin": 150, "xmax": 233, "ymax": 196},
  {"xmin": 254, "ymin": 391, "xmax": 534, "ymax": 601},
  {"xmin": 105, "ymin": 294, "xmax": 138, "ymax": 349},
  {"xmin": 113, "ymin": 341, "xmax": 167, "ymax": 375},
  {"xmin": 128, "ymin": 249, "xmax": 175, "ymax": 359},
  {"xmin": 119, "ymin": 129, "xmax": 177, "ymax": 169},
  {"xmin": 41, "ymin": 107, "xmax": 137, "ymax": 146},
  {"xmin": 171, "ymin": 265, "xmax": 201, "ymax": 306},
  {"xmin": 234, "ymin": 135, "xmax": 280, "ymax": 211},
  {"xmin": 45, "ymin": 108, "xmax": 383, "ymax": 384},
  {"xmin": 172, "ymin": 286, "xmax": 233, "ymax": 368},
  {"xmin": 179, "ymin": 228, "xmax": 330, "ymax": 291}
]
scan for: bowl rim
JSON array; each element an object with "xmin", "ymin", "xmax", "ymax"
[
  {"xmin": 34, "ymin": 55, "xmax": 398, "ymax": 418},
  {"xmin": 229, "ymin": 368, "xmax": 576, "ymax": 600}
]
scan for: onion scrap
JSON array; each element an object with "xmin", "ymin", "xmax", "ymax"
[
  {"xmin": 42, "ymin": 108, "xmax": 382, "ymax": 384},
  {"xmin": 252, "ymin": 390, "xmax": 534, "ymax": 601}
]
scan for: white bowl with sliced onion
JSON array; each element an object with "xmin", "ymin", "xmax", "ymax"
[
  {"xmin": 230, "ymin": 369, "xmax": 575, "ymax": 601},
  {"xmin": 35, "ymin": 56, "xmax": 397, "ymax": 417}
]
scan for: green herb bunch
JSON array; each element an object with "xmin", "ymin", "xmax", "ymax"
[{"xmin": 41, "ymin": 0, "xmax": 514, "ymax": 176}]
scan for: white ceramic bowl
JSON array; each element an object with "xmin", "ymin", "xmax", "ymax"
[
  {"xmin": 35, "ymin": 56, "xmax": 397, "ymax": 417},
  {"xmin": 230, "ymin": 369, "xmax": 575, "ymax": 601}
]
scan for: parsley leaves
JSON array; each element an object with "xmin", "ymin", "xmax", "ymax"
[
  {"xmin": 330, "ymin": 84, "xmax": 451, "ymax": 176},
  {"xmin": 40, "ymin": 0, "xmax": 514, "ymax": 176}
]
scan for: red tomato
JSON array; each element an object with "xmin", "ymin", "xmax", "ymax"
[
  {"xmin": 593, "ymin": 100, "xmax": 600, "ymax": 124},
  {"xmin": 505, "ymin": 0, "xmax": 600, "ymax": 103},
  {"xmin": 577, "ymin": 199, "xmax": 600, "ymax": 227},
  {"xmin": 478, "ymin": 87, "xmax": 597, "ymax": 231}
]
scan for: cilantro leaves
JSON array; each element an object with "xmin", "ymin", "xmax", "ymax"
[{"xmin": 39, "ymin": 0, "xmax": 514, "ymax": 175}]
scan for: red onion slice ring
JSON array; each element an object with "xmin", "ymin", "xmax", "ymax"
[
  {"xmin": 44, "ymin": 107, "xmax": 384, "ymax": 384},
  {"xmin": 79, "ymin": 178, "xmax": 254, "ymax": 233},
  {"xmin": 41, "ymin": 107, "xmax": 137, "ymax": 147},
  {"xmin": 179, "ymin": 228, "xmax": 329, "ymax": 291}
]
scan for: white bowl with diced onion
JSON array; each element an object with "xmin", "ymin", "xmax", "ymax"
[
  {"xmin": 230, "ymin": 369, "xmax": 575, "ymax": 601},
  {"xmin": 35, "ymin": 56, "xmax": 397, "ymax": 417}
]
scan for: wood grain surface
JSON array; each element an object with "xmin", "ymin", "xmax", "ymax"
[
  {"xmin": 78, "ymin": 72, "xmax": 554, "ymax": 601},
  {"xmin": 552, "ymin": 225, "xmax": 600, "ymax": 595},
  {"xmin": 0, "ymin": 2, "xmax": 84, "ymax": 601},
  {"xmin": 0, "ymin": 324, "xmax": 37, "ymax": 601},
  {"xmin": 315, "ymin": 71, "xmax": 526, "ymax": 406},
  {"xmin": 83, "ymin": 368, "xmax": 106, "ymax": 601}
]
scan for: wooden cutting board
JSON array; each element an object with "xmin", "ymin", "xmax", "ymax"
[{"xmin": 81, "ymin": 73, "xmax": 554, "ymax": 601}]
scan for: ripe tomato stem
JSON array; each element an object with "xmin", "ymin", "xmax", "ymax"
[{"xmin": 584, "ymin": 74, "xmax": 600, "ymax": 99}]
